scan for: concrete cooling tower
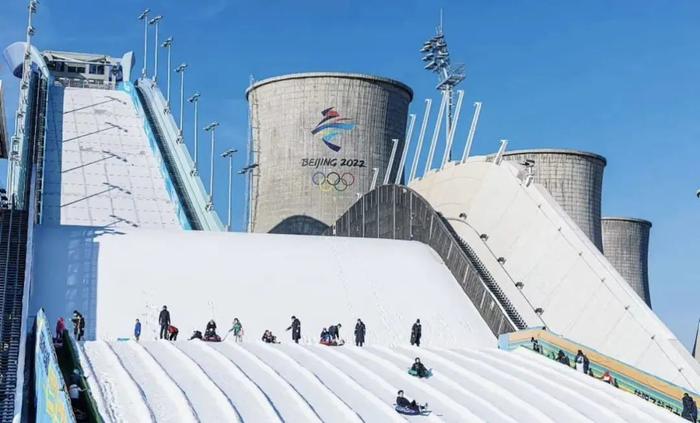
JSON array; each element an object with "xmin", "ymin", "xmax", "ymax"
[
  {"xmin": 601, "ymin": 217, "xmax": 652, "ymax": 307},
  {"xmin": 246, "ymin": 72, "xmax": 413, "ymax": 234},
  {"xmin": 503, "ymin": 149, "xmax": 606, "ymax": 250}
]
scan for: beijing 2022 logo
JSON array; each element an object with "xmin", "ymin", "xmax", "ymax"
[{"xmin": 311, "ymin": 107, "xmax": 355, "ymax": 152}]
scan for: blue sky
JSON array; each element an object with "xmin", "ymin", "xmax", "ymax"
[{"xmin": 1, "ymin": 1, "xmax": 699, "ymax": 348}]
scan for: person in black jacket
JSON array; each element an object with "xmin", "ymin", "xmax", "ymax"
[
  {"xmin": 354, "ymin": 319, "xmax": 366, "ymax": 347},
  {"xmin": 158, "ymin": 306, "xmax": 170, "ymax": 339},
  {"xmin": 328, "ymin": 323, "xmax": 341, "ymax": 341},
  {"xmin": 410, "ymin": 358, "xmax": 429, "ymax": 378},
  {"xmin": 71, "ymin": 310, "xmax": 85, "ymax": 341},
  {"xmin": 395, "ymin": 390, "xmax": 424, "ymax": 413},
  {"xmin": 682, "ymin": 393, "xmax": 698, "ymax": 421},
  {"xmin": 410, "ymin": 319, "xmax": 422, "ymax": 347},
  {"xmin": 286, "ymin": 316, "xmax": 301, "ymax": 343}
]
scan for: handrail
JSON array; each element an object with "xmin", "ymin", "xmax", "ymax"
[
  {"xmin": 501, "ymin": 328, "xmax": 700, "ymax": 419},
  {"xmin": 62, "ymin": 332, "xmax": 103, "ymax": 422},
  {"xmin": 325, "ymin": 184, "xmax": 524, "ymax": 336},
  {"xmin": 133, "ymin": 79, "xmax": 223, "ymax": 231}
]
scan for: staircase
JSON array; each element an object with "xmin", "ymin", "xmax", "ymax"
[
  {"xmin": 0, "ymin": 208, "xmax": 29, "ymax": 421},
  {"xmin": 436, "ymin": 213, "xmax": 527, "ymax": 329}
]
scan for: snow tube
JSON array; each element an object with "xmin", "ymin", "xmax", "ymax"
[
  {"xmin": 395, "ymin": 405, "xmax": 430, "ymax": 416},
  {"xmin": 408, "ymin": 368, "xmax": 433, "ymax": 378},
  {"xmin": 320, "ymin": 339, "xmax": 345, "ymax": 346},
  {"xmin": 203, "ymin": 335, "xmax": 221, "ymax": 342}
]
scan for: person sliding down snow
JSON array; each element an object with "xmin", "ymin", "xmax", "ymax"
[
  {"xmin": 409, "ymin": 357, "xmax": 430, "ymax": 378},
  {"xmin": 286, "ymin": 316, "xmax": 301, "ymax": 343},
  {"xmin": 328, "ymin": 323, "xmax": 342, "ymax": 341},
  {"xmin": 262, "ymin": 330, "xmax": 278, "ymax": 343},
  {"xmin": 189, "ymin": 330, "xmax": 203, "ymax": 340},
  {"xmin": 395, "ymin": 390, "xmax": 427, "ymax": 415}
]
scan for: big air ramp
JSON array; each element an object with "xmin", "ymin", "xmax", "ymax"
[
  {"xmin": 410, "ymin": 157, "xmax": 700, "ymax": 391},
  {"xmin": 41, "ymin": 86, "xmax": 180, "ymax": 229},
  {"xmin": 30, "ymin": 227, "xmax": 495, "ymax": 348}
]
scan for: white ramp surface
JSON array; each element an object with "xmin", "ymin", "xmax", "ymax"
[
  {"xmin": 42, "ymin": 86, "xmax": 180, "ymax": 229},
  {"xmin": 31, "ymin": 227, "xmax": 496, "ymax": 347},
  {"xmin": 76, "ymin": 340, "xmax": 685, "ymax": 422}
]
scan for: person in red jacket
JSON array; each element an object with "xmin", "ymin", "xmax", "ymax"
[
  {"xmin": 167, "ymin": 325, "xmax": 179, "ymax": 341},
  {"xmin": 55, "ymin": 317, "xmax": 66, "ymax": 341}
]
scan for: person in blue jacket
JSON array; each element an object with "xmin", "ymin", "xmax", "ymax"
[{"xmin": 134, "ymin": 318, "xmax": 141, "ymax": 341}]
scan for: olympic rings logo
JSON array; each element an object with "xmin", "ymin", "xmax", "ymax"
[{"xmin": 312, "ymin": 171, "xmax": 355, "ymax": 192}]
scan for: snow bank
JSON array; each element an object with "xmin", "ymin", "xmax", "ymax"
[{"xmin": 31, "ymin": 226, "xmax": 495, "ymax": 349}]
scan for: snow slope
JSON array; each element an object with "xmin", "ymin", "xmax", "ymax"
[
  {"xmin": 80, "ymin": 340, "xmax": 685, "ymax": 423},
  {"xmin": 31, "ymin": 226, "xmax": 495, "ymax": 347}
]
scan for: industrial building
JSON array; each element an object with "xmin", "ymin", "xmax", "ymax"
[
  {"xmin": 503, "ymin": 149, "xmax": 606, "ymax": 250},
  {"xmin": 602, "ymin": 217, "xmax": 653, "ymax": 307},
  {"xmin": 246, "ymin": 72, "xmax": 413, "ymax": 234}
]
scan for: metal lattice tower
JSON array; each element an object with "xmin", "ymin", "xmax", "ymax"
[{"xmin": 420, "ymin": 10, "xmax": 465, "ymax": 159}]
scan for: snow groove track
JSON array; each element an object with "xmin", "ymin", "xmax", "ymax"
[
  {"xmin": 276, "ymin": 343, "xmax": 405, "ymax": 423},
  {"xmin": 373, "ymin": 346, "xmax": 521, "ymax": 423},
  {"xmin": 509, "ymin": 348, "xmax": 681, "ymax": 423},
  {"xmin": 337, "ymin": 346, "xmax": 482, "ymax": 422},
  {"xmin": 392, "ymin": 345, "xmax": 550, "ymax": 423},
  {"xmin": 430, "ymin": 348, "xmax": 591, "ymax": 422},
  {"xmin": 80, "ymin": 341, "xmax": 153, "ymax": 423},
  {"xmin": 241, "ymin": 342, "xmax": 363, "ymax": 422},
  {"xmin": 109, "ymin": 341, "xmax": 197, "ymax": 423},
  {"xmin": 175, "ymin": 341, "xmax": 282, "ymax": 422},
  {"xmin": 81, "ymin": 340, "xmax": 687, "ymax": 422},
  {"xmin": 143, "ymin": 341, "xmax": 241, "ymax": 422},
  {"xmin": 210, "ymin": 342, "xmax": 322, "ymax": 423}
]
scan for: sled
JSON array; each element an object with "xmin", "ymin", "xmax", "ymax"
[
  {"xmin": 203, "ymin": 335, "xmax": 222, "ymax": 342},
  {"xmin": 320, "ymin": 339, "xmax": 345, "ymax": 346},
  {"xmin": 394, "ymin": 404, "xmax": 431, "ymax": 416},
  {"xmin": 408, "ymin": 368, "xmax": 433, "ymax": 378}
]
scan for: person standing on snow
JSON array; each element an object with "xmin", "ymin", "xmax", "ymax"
[
  {"xmin": 286, "ymin": 316, "xmax": 301, "ymax": 343},
  {"xmin": 158, "ymin": 306, "xmax": 170, "ymax": 339},
  {"xmin": 228, "ymin": 318, "xmax": 243, "ymax": 342},
  {"xmin": 328, "ymin": 323, "xmax": 341, "ymax": 341},
  {"xmin": 575, "ymin": 350, "xmax": 589, "ymax": 374},
  {"xmin": 354, "ymin": 319, "xmax": 366, "ymax": 347},
  {"xmin": 410, "ymin": 319, "xmax": 422, "ymax": 347},
  {"xmin": 134, "ymin": 319, "xmax": 141, "ymax": 341},
  {"xmin": 71, "ymin": 310, "xmax": 85, "ymax": 341}
]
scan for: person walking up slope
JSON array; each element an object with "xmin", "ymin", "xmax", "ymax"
[
  {"xmin": 71, "ymin": 310, "xmax": 85, "ymax": 341},
  {"xmin": 287, "ymin": 316, "xmax": 301, "ymax": 343},
  {"xmin": 354, "ymin": 319, "xmax": 366, "ymax": 347},
  {"xmin": 158, "ymin": 306, "xmax": 170, "ymax": 339},
  {"xmin": 410, "ymin": 319, "xmax": 422, "ymax": 347}
]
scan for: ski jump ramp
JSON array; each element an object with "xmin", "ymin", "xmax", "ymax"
[{"xmin": 410, "ymin": 157, "xmax": 700, "ymax": 392}]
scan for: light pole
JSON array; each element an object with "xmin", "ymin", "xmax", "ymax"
[
  {"xmin": 222, "ymin": 149, "xmax": 239, "ymax": 231},
  {"xmin": 175, "ymin": 63, "xmax": 188, "ymax": 141},
  {"xmin": 161, "ymin": 36, "xmax": 173, "ymax": 104},
  {"xmin": 238, "ymin": 163, "xmax": 258, "ymax": 232},
  {"xmin": 204, "ymin": 122, "xmax": 220, "ymax": 209},
  {"xmin": 148, "ymin": 15, "xmax": 163, "ymax": 82},
  {"xmin": 187, "ymin": 92, "xmax": 200, "ymax": 174},
  {"xmin": 137, "ymin": 9, "xmax": 150, "ymax": 78}
]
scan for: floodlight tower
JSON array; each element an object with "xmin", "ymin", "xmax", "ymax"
[{"xmin": 420, "ymin": 11, "xmax": 465, "ymax": 160}]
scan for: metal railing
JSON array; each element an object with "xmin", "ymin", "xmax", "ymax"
[{"xmin": 325, "ymin": 184, "xmax": 526, "ymax": 336}]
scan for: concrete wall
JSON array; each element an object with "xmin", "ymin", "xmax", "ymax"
[
  {"xmin": 247, "ymin": 73, "xmax": 412, "ymax": 234},
  {"xmin": 503, "ymin": 149, "xmax": 606, "ymax": 250},
  {"xmin": 410, "ymin": 158, "xmax": 700, "ymax": 391},
  {"xmin": 602, "ymin": 217, "xmax": 652, "ymax": 307}
]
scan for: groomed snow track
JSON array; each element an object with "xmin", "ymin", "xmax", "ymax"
[{"xmin": 80, "ymin": 340, "xmax": 684, "ymax": 423}]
